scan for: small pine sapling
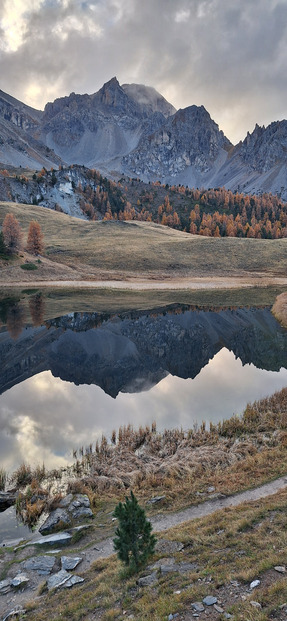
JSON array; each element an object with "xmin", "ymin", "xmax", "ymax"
[{"xmin": 113, "ymin": 491, "xmax": 156, "ymax": 571}]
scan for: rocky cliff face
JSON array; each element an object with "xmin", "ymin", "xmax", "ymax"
[
  {"xmin": 0, "ymin": 306, "xmax": 286, "ymax": 399},
  {"xmin": 123, "ymin": 105, "xmax": 231, "ymax": 180},
  {"xmin": 1, "ymin": 78, "xmax": 287, "ymax": 198},
  {"xmin": 40, "ymin": 77, "xmax": 172, "ymax": 168},
  {"xmin": 0, "ymin": 90, "xmax": 62, "ymax": 169},
  {"xmin": 239, "ymin": 121, "xmax": 287, "ymax": 172}
]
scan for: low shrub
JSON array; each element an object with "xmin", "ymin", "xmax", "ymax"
[{"xmin": 20, "ymin": 262, "xmax": 38, "ymax": 270}]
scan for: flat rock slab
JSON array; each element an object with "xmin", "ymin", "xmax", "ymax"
[
  {"xmin": 202, "ymin": 596, "xmax": 218, "ymax": 606},
  {"xmin": 160, "ymin": 562, "xmax": 198, "ymax": 575},
  {"xmin": 2, "ymin": 607, "xmax": 27, "ymax": 620},
  {"xmin": 62, "ymin": 575, "xmax": 85, "ymax": 588},
  {"xmin": 191, "ymin": 602, "xmax": 205, "ymax": 612},
  {"xmin": 147, "ymin": 495, "xmax": 166, "ymax": 504},
  {"xmin": 0, "ymin": 579, "xmax": 11, "ymax": 595},
  {"xmin": 274, "ymin": 566, "xmax": 286, "ymax": 573},
  {"xmin": 47, "ymin": 569, "xmax": 84, "ymax": 591},
  {"xmin": 1, "ymin": 537, "xmax": 25, "ymax": 549},
  {"xmin": 31, "ymin": 532, "xmax": 72, "ymax": 547},
  {"xmin": 23, "ymin": 555, "xmax": 56, "ymax": 575},
  {"xmin": 149, "ymin": 557, "xmax": 175, "ymax": 570},
  {"xmin": 61, "ymin": 556, "xmax": 82, "ymax": 570},
  {"xmin": 0, "ymin": 574, "xmax": 29, "ymax": 594}
]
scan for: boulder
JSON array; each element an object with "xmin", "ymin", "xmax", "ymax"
[
  {"xmin": 137, "ymin": 572, "xmax": 158, "ymax": 587},
  {"xmin": 58, "ymin": 494, "xmax": 73, "ymax": 508},
  {"xmin": 39, "ymin": 508, "xmax": 71, "ymax": 535},
  {"xmin": 47, "ymin": 569, "xmax": 84, "ymax": 590},
  {"xmin": 0, "ymin": 491, "xmax": 16, "ymax": 510},
  {"xmin": 10, "ymin": 574, "xmax": 29, "ymax": 588},
  {"xmin": 147, "ymin": 495, "xmax": 166, "ymax": 504},
  {"xmin": 23, "ymin": 555, "xmax": 56, "ymax": 575},
  {"xmin": 68, "ymin": 494, "xmax": 93, "ymax": 520},
  {"xmin": 38, "ymin": 494, "xmax": 93, "ymax": 535}
]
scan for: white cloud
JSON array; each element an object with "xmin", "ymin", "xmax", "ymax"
[
  {"xmin": 0, "ymin": 0, "xmax": 286, "ymax": 142},
  {"xmin": 175, "ymin": 9, "xmax": 190, "ymax": 23}
]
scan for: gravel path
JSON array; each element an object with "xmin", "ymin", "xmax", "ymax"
[{"xmin": 81, "ymin": 475, "xmax": 287, "ymax": 569}]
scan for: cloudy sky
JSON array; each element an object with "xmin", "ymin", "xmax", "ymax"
[{"xmin": 0, "ymin": 0, "xmax": 286, "ymax": 143}]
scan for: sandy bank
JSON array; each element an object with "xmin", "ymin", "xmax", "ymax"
[{"xmin": 1, "ymin": 276, "xmax": 287, "ymax": 291}]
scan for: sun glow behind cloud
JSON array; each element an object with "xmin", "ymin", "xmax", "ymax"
[{"xmin": 0, "ymin": 0, "xmax": 44, "ymax": 52}]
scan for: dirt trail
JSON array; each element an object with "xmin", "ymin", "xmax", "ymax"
[
  {"xmin": 81, "ymin": 475, "xmax": 287, "ymax": 569},
  {"xmin": 1, "ymin": 276, "xmax": 287, "ymax": 290}
]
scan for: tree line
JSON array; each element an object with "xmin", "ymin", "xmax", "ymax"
[{"xmin": 75, "ymin": 171, "xmax": 287, "ymax": 239}]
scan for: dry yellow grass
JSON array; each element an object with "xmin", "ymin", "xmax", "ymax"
[
  {"xmin": 272, "ymin": 292, "xmax": 287, "ymax": 328},
  {"xmin": 0, "ymin": 201, "xmax": 287, "ymax": 283}
]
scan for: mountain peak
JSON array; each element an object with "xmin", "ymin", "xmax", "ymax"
[
  {"xmin": 102, "ymin": 76, "xmax": 120, "ymax": 89},
  {"xmin": 96, "ymin": 76, "xmax": 124, "ymax": 106},
  {"xmin": 121, "ymin": 82, "xmax": 176, "ymax": 118}
]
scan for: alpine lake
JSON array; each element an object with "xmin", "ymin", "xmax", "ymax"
[{"xmin": 0, "ymin": 285, "xmax": 287, "ymax": 541}]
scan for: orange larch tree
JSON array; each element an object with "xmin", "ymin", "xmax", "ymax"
[
  {"xmin": 26, "ymin": 220, "xmax": 44, "ymax": 255},
  {"xmin": 2, "ymin": 213, "xmax": 22, "ymax": 254}
]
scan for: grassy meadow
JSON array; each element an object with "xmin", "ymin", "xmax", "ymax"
[{"xmin": 0, "ymin": 201, "xmax": 287, "ymax": 280}]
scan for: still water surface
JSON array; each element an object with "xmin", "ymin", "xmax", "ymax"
[
  {"xmin": 0, "ymin": 300, "xmax": 287, "ymax": 473},
  {"xmin": 1, "ymin": 351, "xmax": 287, "ymax": 473}
]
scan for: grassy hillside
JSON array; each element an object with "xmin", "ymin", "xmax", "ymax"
[{"xmin": 0, "ymin": 201, "xmax": 287, "ymax": 280}]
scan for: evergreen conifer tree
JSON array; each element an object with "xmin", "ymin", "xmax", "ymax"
[
  {"xmin": 0, "ymin": 231, "xmax": 8, "ymax": 258},
  {"xmin": 113, "ymin": 491, "xmax": 156, "ymax": 571}
]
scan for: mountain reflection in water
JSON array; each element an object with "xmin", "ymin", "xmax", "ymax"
[{"xmin": 0, "ymin": 303, "xmax": 286, "ymax": 471}]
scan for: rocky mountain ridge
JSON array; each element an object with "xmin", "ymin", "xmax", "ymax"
[
  {"xmin": 0, "ymin": 77, "xmax": 287, "ymax": 198},
  {"xmin": 1, "ymin": 306, "xmax": 286, "ymax": 399}
]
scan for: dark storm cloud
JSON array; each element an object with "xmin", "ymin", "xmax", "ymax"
[{"xmin": 0, "ymin": 0, "xmax": 286, "ymax": 142}]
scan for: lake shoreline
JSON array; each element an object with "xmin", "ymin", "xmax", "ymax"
[{"xmin": 0, "ymin": 275, "xmax": 287, "ymax": 290}]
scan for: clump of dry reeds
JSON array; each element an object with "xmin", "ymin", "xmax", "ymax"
[
  {"xmin": 15, "ymin": 478, "xmax": 48, "ymax": 527},
  {"xmin": 272, "ymin": 292, "xmax": 287, "ymax": 328},
  {"xmin": 65, "ymin": 388, "xmax": 287, "ymax": 498},
  {"xmin": 11, "ymin": 462, "xmax": 46, "ymax": 488},
  {"xmin": 0, "ymin": 468, "xmax": 6, "ymax": 491}
]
